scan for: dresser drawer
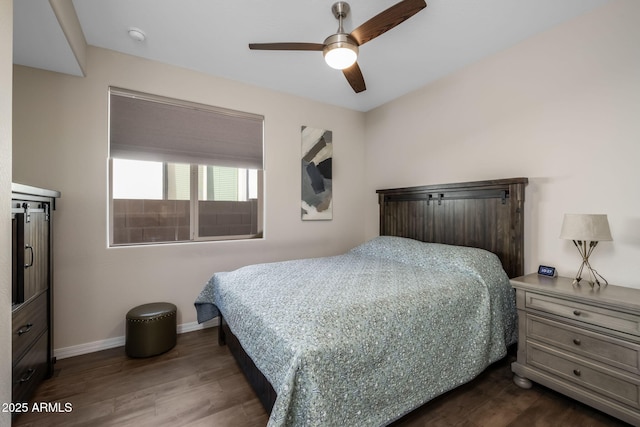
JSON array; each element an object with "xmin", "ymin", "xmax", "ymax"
[
  {"xmin": 527, "ymin": 314, "xmax": 640, "ymax": 374},
  {"xmin": 12, "ymin": 291, "xmax": 48, "ymax": 362},
  {"xmin": 527, "ymin": 342, "xmax": 640, "ymax": 409},
  {"xmin": 12, "ymin": 332, "xmax": 48, "ymax": 404},
  {"xmin": 525, "ymin": 291, "xmax": 640, "ymax": 337}
]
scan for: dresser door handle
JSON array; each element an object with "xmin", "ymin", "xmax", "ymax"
[
  {"xmin": 573, "ymin": 310, "xmax": 581, "ymax": 316},
  {"xmin": 573, "ymin": 338, "xmax": 581, "ymax": 345},
  {"xmin": 573, "ymin": 369, "xmax": 581, "ymax": 377},
  {"xmin": 17, "ymin": 323, "xmax": 33, "ymax": 336},
  {"xmin": 24, "ymin": 244, "xmax": 34, "ymax": 268},
  {"xmin": 19, "ymin": 368, "xmax": 36, "ymax": 383}
]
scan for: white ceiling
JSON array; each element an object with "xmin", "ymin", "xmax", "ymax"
[{"xmin": 14, "ymin": 0, "xmax": 610, "ymax": 112}]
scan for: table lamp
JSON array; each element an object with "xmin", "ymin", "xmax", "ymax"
[{"xmin": 560, "ymin": 214, "xmax": 612, "ymax": 287}]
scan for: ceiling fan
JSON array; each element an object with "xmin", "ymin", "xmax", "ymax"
[{"xmin": 249, "ymin": 0, "xmax": 427, "ymax": 93}]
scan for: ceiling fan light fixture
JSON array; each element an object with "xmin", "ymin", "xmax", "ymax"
[{"xmin": 323, "ymin": 34, "xmax": 358, "ymax": 70}]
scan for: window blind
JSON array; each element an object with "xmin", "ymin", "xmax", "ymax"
[{"xmin": 109, "ymin": 88, "xmax": 264, "ymax": 169}]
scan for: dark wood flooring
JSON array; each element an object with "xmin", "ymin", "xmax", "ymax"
[{"xmin": 13, "ymin": 327, "xmax": 630, "ymax": 426}]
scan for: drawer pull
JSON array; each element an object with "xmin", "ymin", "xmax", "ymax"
[
  {"xmin": 17, "ymin": 323, "xmax": 33, "ymax": 336},
  {"xmin": 573, "ymin": 310, "xmax": 581, "ymax": 316},
  {"xmin": 573, "ymin": 369, "xmax": 581, "ymax": 377},
  {"xmin": 573, "ymin": 338, "xmax": 581, "ymax": 345},
  {"xmin": 19, "ymin": 368, "xmax": 36, "ymax": 383}
]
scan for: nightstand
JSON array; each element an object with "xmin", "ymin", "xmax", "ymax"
[{"xmin": 510, "ymin": 274, "xmax": 640, "ymax": 426}]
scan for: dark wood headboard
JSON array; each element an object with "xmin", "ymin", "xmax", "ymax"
[{"xmin": 377, "ymin": 178, "xmax": 528, "ymax": 278}]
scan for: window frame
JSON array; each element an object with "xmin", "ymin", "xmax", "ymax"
[{"xmin": 108, "ymin": 88, "xmax": 264, "ymax": 246}]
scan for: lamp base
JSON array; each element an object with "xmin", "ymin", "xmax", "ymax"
[
  {"xmin": 572, "ymin": 262, "xmax": 609, "ymax": 287},
  {"xmin": 571, "ymin": 240, "xmax": 608, "ymax": 288}
]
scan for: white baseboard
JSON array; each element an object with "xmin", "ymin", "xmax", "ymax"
[
  {"xmin": 53, "ymin": 317, "xmax": 219, "ymax": 360},
  {"xmin": 177, "ymin": 317, "xmax": 219, "ymax": 334}
]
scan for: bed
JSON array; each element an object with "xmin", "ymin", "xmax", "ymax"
[{"xmin": 195, "ymin": 177, "xmax": 528, "ymax": 426}]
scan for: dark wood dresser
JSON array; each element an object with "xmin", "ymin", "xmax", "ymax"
[{"xmin": 11, "ymin": 183, "xmax": 60, "ymax": 412}]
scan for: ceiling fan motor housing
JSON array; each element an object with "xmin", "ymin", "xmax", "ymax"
[
  {"xmin": 323, "ymin": 33, "xmax": 359, "ymax": 54},
  {"xmin": 323, "ymin": 33, "xmax": 359, "ymax": 69}
]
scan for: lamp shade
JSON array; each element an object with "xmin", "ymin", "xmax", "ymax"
[{"xmin": 560, "ymin": 214, "xmax": 612, "ymax": 241}]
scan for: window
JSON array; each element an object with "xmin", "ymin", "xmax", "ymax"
[{"xmin": 109, "ymin": 88, "xmax": 264, "ymax": 245}]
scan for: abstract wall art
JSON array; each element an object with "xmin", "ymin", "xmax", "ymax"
[{"xmin": 301, "ymin": 126, "xmax": 332, "ymax": 220}]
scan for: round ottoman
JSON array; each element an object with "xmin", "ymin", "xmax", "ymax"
[{"xmin": 125, "ymin": 302, "xmax": 177, "ymax": 358}]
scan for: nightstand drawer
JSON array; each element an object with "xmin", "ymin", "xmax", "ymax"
[
  {"xmin": 527, "ymin": 314, "xmax": 640, "ymax": 374},
  {"xmin": 12, "ymin": 291, "xmax": 48, "ymax": 362},
  {"xmin": 528, "ymin": 342, "xmax": 640, "ymax": 409},
  {"xmin": 525, "ymin": 292, "xmax": 640, "ymax": 337}
]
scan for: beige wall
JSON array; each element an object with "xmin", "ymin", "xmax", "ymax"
[
  {"xmin": 13, "ymin": 47, "xmax": 366, "ymax": 352},
  {"xmin": 1, "ymin": 0, "xmax": 13, "ymax": 419},
  {"xmin": 364, "ymin": 0, "xmax": 640, "ymax": 288}
]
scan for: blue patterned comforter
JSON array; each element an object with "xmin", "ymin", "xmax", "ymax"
[{"xmin": 195, "ymin": 236, "xmax": 517, "ymax": 426}]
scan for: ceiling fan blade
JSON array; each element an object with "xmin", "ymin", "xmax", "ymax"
[
  {"xmin": 350, "ymin": 0, "xmax": 427, "ymax": 46},
  {"xmin": 343, "ymin": 62, "xmax": 366, "ymax": 93},
  {"xmin": 248, "ymin": 42, "xmax": 324, "ymax": 51}
]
